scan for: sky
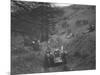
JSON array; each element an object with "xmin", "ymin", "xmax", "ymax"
[
  {"xmin": 16, "ymin": 0, "xmax": 72, "ymax": 7},
  {"xmin": 50, "ymin": 3, "xmax": 72, "ymax": 7}
]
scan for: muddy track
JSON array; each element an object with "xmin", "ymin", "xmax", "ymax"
[{"xmin": 11, "ymin": 32, "xmax": 95, "ymax": 74}]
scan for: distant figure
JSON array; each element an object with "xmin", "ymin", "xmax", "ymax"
[
  {"xmin": 88, "ymin": 24, "xmax": 95, "ymax": 32},
  {"xmin": 65, "ymin": 33, "xmax": 74, "ymax": 39},
  {"xmin": 82, "ymin": 24, "xmax": 95, "ymax": 34},
  {"xmin": 32, "ymin": 40, "xmax": 40, "ymax": 51}
]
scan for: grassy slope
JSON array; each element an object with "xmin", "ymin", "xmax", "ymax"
[
  {"xmin": 55, "ymin": 5, "xmax": 96, "ymax": 34},
  {"xmin": 53, "ymin": 5, "xmax": 96, "ymax": 71},
  {"xmin": 64, "ymin": 32, "xmax": 96, "ymax": 70}
]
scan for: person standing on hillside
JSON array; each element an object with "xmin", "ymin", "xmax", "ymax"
[{"xmin": 32, "ymin": 40, "xmax": 40, "ymax": 51}]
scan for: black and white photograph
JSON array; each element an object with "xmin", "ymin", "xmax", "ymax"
[{"xmin": 11, "ymin": 0, "xmax": 96, "ymax": 75}]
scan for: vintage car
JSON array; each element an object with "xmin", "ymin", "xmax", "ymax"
[{"xmin": 44, "ymin": 46, "xmax": 67, "ymax": 67}]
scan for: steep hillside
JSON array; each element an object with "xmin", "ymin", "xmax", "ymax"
[
  {"xmin": 54, "ymin": 5, "xmax": 96, "ymax": 35},
  {"xmin": 64, "ymin": 32, "xmax": 96, "ymax": 70},
  {"xmin": 43, "ymin": 4, "xmax": 96, "ymax": 72},
  {"xmin": 11, "ymin": 3, "xmax": 96, "ymax": 74}
]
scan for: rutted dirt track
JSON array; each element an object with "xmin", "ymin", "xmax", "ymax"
[{"xmin": 11, "ymin": 31, "xmax": 96, "ymax": 74}]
